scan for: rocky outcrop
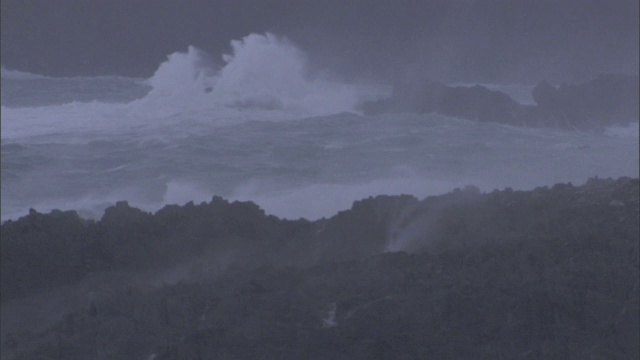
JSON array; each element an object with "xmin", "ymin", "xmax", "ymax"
[
  {"xmin": 532, "ymin": 74, "xmax": 639, "ymax": 129},
  {"xmin": 364, "ymin": 79, "xmax": 535, "ymax": 126},
  {"xmin": 363, "ymin": 74, "xmax": 639, "ymax": 130},
  {"xmin": 1, "ymin": 177, "xmax": 638, "ymax": 359}
]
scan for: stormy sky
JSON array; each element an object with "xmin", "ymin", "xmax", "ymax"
[{"xmin": 2, "ymin": 0, "xmax": 638, "ymax": 83}]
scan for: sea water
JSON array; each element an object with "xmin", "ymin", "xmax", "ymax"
[{"xmin": 2, "ymin": 33, "xmax": 638, "ymax": 221}]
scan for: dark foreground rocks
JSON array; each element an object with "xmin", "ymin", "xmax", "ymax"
[
  {"xmin": 1, "ymin": 177, "xmax": 638, "ymax": 359},
  {"xmin": 363, "ymin": 74, "xmax": 639, "ymax": 130}
]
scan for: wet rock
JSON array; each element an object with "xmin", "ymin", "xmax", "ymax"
[
  {"xmin": 2, "ymin": 177, "xmax": 638, "ymax": 359},
  {"xmin": 363, "ymin": 74, "xmax": 639, "ymax": 130}
]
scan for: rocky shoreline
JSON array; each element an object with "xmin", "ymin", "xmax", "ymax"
[
  {"xmin": 363, "ymin": 74, "xmax": 639, "ymax": 131},
  {"xmin": 1, "ymin": 177, "xmax": 638, "ymax": 359}
]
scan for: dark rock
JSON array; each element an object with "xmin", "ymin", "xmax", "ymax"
[
  {"xmin": 439, "ymin": 85, "xmax": 525, "ymax": 124},
  {"xmin": 532, "ymin": 74, "xmax": 640, "ymax": 129},
  {"xmin": 1, "ymin": 177, "xmax": 638, "ymax": 359},
  {"xmin": 363, "ymin": 78, "xmax": 539, "ymax": 127},
  {"xmin": 363, "ymin": 74, "xmax": 639, "ymax": 130}
]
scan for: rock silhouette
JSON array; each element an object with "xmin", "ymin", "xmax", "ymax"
[
  {"xmin": 363, "ymin": 74, "xmax": 639, "ymax": 130},
  {"xmin": 1, "ymin": 177, "xmax": 638, "ymax": 359}
]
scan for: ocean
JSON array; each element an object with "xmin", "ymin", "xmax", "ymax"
[{"xmin": 2, "ymin": 33, "xmax": 638, "ymax": 222}]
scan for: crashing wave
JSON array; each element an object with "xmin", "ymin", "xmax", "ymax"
[{"xmin": 139, "ymin": 33, "xmax": 360, "ymax": 116}]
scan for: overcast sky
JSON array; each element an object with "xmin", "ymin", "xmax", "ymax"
[{"xmin": 2, "ymin": 0, "xmax": 638, "ymax": 83}]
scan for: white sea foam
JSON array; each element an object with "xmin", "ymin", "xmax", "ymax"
[
  {"xmin": 2, "ymin": 33, "xmax": 371, "ymax": 143},
  {"xmin": 1, "ymin": 66, "xmax": 51, "ymax": 80},
  {"xmin": 604, "ymin": 122, "xmax": 640, "ymax": 139},
  {"xmin": 229, "ymin": 176, "xmax": 465, "ymax": 220},
  {"xmin": 135, "ymin": 33, "xmax": 361, "ymax": 116},
  {"xmin": 1, "ymin": 34, "xmax": 638, "ymax": 223}
]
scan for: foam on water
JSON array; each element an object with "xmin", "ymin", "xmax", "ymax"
[
  {"xmin": 1, "ymin": 33, "xmax": 638, "ymax": 222},
  {"xmin": 604, "ymin": 122, "xmax": 640, "ymax": 139},
  {"xmin": 2, "ymin": 111, "xmax": 638, "ymax": 222},
  {"xmin": 2, "ymin": 33, "xmax": 368, "ymax": 143},
  {"xmin": 135, "ymin": 33, "xmax": 361, "ymax": 116},
  {"xmin": 1, "ymin": 66, "xmax": 51, "ymax": 80},
  {"xmin": 229, "ymin": 176, "xmax": 467, "ymax": 220}
]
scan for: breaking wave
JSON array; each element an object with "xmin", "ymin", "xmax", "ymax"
[
  {"xmin": 1, "ymin": 66, "xmax": 51, "ymax": 80},
  {"xmin": 138, "ymin": 33, "xmax": 361, "ymax": 116}
]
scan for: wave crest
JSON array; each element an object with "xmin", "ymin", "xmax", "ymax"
[
  {"xmin": 141, "ymin": 33, "xmax": 359, "ymax": 116},
  {"xmin": 1, "ymin": 66, "xmax": 51, "ymax": 80}
]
